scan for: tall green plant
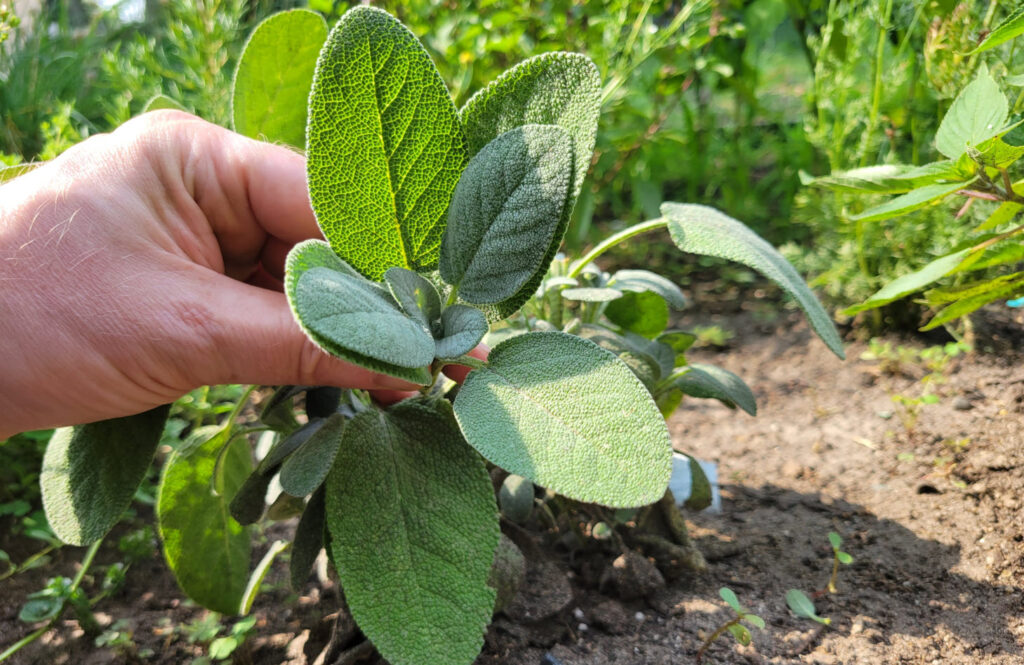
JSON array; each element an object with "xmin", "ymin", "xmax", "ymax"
[{"xmin": 37, "ymin": 8, "xmax": 842, "ymax": 665}]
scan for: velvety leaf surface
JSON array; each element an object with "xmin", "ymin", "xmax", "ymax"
[
  {"xmin": 325, "ymin": 401, "xmax": 498, "ymax": 665},
  {"xmin": 435, "ymin": 305, "xmax": 488, "ymax": 359},
  {"xmin": 575, "ymin": 324, "xmax": 663, "ymax": 389},
  {"xmin": 229, "ymin": 469, "xmax": 272, "ymax": 525},
  {"xmin": 157, "ymin": 427, "xmax": 252, "ymax": 615},
  {"xmin": 460, "ymin": 52, "xmax": 601, "ymax": 317},
  {"xmin": 609, "ymin": 269, "xmax": 686, "ymax": 309},
  {"xmin": 454, "ymin": 331, "xmax": 672, "ymax": 507},
  {"xmin": 290, "ymin": 488, "xmax": 325, "ymax": 591},
  {"xmin": 279, "ymin": 413, "xmax": 346, "ymax": 497},
  {"xmin": 232, "ymin": 9, "xmax": 327, "ymax": 148},
  {"xmin": 307, "ymin": 6, "xmax": 466, "ymax": 279},
  {"xmin": 936, "ymin": 68, "xmax": 1008, "ymax": 159},
  {"xmin": 440, "ymin": 124, "xmax": 572, "ymax": 303},
  {"xmin": 560, "ymin": 287, "xmax": 623, "ymax": 302},
  {"xmin": 674, "ymin": 363, "xmax": 757, "ymax": 416},
  {"xmin": 663, "ymin": 203, "xmax": 845, "ymax": 359},
  {"xmin": 385, "ymin": 267, "xmax": 442, "ymax": 328},
  {"xmin": 41, "ymin": 405, "xmax": 170, "ymax": 546},
  {"xmin": 285, "ymin": 254, "xmax": 433, "ymax": 384},
  {"xmin": 259, "ymin": 418, "xmax": 324, "ymax": 473}
]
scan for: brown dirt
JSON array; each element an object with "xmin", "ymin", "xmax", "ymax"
[{"xmin": 2, "ymin": 308, "xmax": 1022, "ymax": 665}]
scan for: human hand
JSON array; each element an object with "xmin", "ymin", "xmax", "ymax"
[{"xmin": 0, "ymin": 111, "xmax": 473, "ymax": 439}]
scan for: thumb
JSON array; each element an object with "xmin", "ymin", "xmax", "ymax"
[{"xmin": 181, "ymin": 273, "xmax": 420, "ymax": 392}]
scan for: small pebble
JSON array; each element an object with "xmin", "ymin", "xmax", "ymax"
[
  {"xmin": 572, "ymin": 607, "xmax": 585, "ymax": 620},
  {"xmin": 953, "ymin": 396, "xmax": 973, "ymax": 411},
  {"xmin": 577, "ymin": 622, "xmax": 589, "ymax": 632},
  {"xmin": 634, "ymin": 611, "xmax": 646, "ymax": 622}
]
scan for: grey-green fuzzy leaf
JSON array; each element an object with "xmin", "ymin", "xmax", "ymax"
[
  {"xmin": 385, "ymin": 267, "xmax": 442, "ymax": 328},
  {"xmin": 288, "ymin": 264, "xmax": 434, "ymax": 383},
  {"xmin": 158, "ymin": 427, "xmax": 251, "ymax": 615},
  {"xmin": 436, "ymin": 305, "xmax": 489, "ymax": 359},
  {"xmin": 561, "ymin": 286, "xmax": 623, "ymax": 302},
  {"xmin": 674, "ymin": 363, "xmax": 757, "ymax": 416},
  {"xmin": 453, "ymin": 332, "xmax": 672, "ymax": 507},
  {"xmin": 279, "ymin": 413, "xmax": 346, "ymax": 497},
  {"xmin": 663, "ymin": 203, "xmax": 844, "ymax": 359},
  {"xmin": 306, "ymin": 6, "xmax": 467, "ymax": 280},
  {"xmin": 41, "ymin": 405, "xmax": 170, "ymax": 546},
  {"xmin": 440, "ymin": 124, "xmax": 572, "ymax": 304},
  {"xmin": 325, "ymin": 400, "xmax": 498, "ymax": 665},
  {"xmin": 232, "ymin": 9, "xmax": 327, "ymax": 148},
  {"xmin": 609, "ymin": 269, "xmax": 686, "ymax": 309},
  {"xmin": 461, "ymin": 52, "xmax": 601, "ymax": 318},
  {"xmin": 290, "ymin": 488, "xmax": 325, "ymax": 591}
]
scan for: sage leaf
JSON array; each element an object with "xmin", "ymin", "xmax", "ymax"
[
  {"xmin": 279, "ymin": 412, "xmax": 346, "ymax": 497},
  {"xmin": 158, "ymin": 427, "xmax": 252, "ymax": 615},
  {"xmin": 229, "ymin": 469, "xmax": 272, "ymax": 526},
  {"xmin": 436, "ymin": 304, "xmax": 489, "ymax": 360},
  {"xmin": 240, "ymin": 539, "xmax": 289, "ymax": 615},
  {"xmin": 850, "ymin": 180, "xmax": 971, "ymax": 223},
  {"xmin": 232, "ymin": 9, "xmax": 327, "ymax": 148},
  {"xmin": 663, "ymin": 203, "xmax": 845, "ymax": 359},
  {"xmin": 307, "ymin": 6, "xmax": 466, "ymax": 279},
  {"xmin": 609, "ymin": 269, "xmax": 687, "ymax": 309},
  {"xmin": 674, "ymin": 363, "xmax": 757, "ymax": 416},
  {"xmin": 290, "ymin": 266, "xmax": 434, "ymax": 383},
  {"xmin": 657, "ymin": 331, "xmax": 696, "ymax": 363},
  {"xmin": 290, "ymin": 488, "xmax": 325, "ymax": 591},
  {"xmin": 682, "ymin": 454, "xmax": 712, "ymax": 511},
  {"xmin": 454, "ymin": 331, "xmax": 672, "ymax": 507},
  {"xmin": 605, "ymin": 290, "xmax": 670, "ymax": 339},
  {"xmin": 385, "ymin": 267, "xmax": 442, "ymax": 328},
  {"xmin": 259, "ymin": 418, "xmax": 325, "ymax": 473},
  {"xmin": 440, "ymin": 124, "xmax": 573, "ymax": 304},
  {"xmin": 41, "ymin": 405, "xmax": 170, "ymax": 546},
  {"xmin": 325, "ymin": 400, "xmax": 498, "ymax": 665},
  {"xmin": 936, "ymin": 67, "xmax": 1009, "ymax": 159},
  {"xmin": 461, "ymin": 52, "xmax": 601, "ymax": 317},
  {"xmin": 497, "ymin": 474, "xmax": 534, "ymax": 523},
  {"xmin": 561, "ymin": 286, "xmax": 623, "ymax": 302},
  {"xmin": 576, "ymin": 324, "xmax": 662, "ymax": 389}
]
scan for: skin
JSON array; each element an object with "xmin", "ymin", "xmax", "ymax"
[{"xmin": 0, "ymin": 111, "xmax": 481, "ymax": 439}]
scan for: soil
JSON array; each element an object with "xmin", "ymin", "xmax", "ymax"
[{"xmin": 2, "ymin": 304, "xmax": 1022, "ymax": 665}]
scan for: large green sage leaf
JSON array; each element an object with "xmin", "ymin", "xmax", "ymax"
[
  {"xmin": 435, "ymin": 305, "xmax": 488, "ymax": 360},
  {"xmin": 325, "ymin": 401, "xmax": 498, "ymax": 665},
  {"xmin": 440, "ymin": 124, "xmax": 572, "ymax": 303},
  {"xmin": 454, "ymin": 331, "xmax": 672, "ymax": 507},
  {"xmin": 936, "ymin": 68, "xmax": 1008, "ymax": 160},
  {"xmin": 158, "ymin": 427, "xmax": 252, "ymax": 615},
  {"xmin": 461, "ymin": 52, "xmax": 601, "ymax": 317},
  {"xmin": 232, "ymin": 9, "xmax": 327, "ymax": 148},
  {"xmin": 662, "ymin": 203, "xmax": 845, "ymax": 359},
  {"xmin": 41, "ymin": 405, "xmax": 170, "ymax": 546},
  {"xmin": 279, "ymin": 412, "xmax": 346, "ymax": 497},
  {"xmin": 307, "ymin": 6, "xmax": 466, "ymax": 280},
  {"xmin": 674, "ymin": 364, "xmax": 757, "ymax": 416}
]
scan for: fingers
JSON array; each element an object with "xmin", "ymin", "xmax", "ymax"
[
  {"xmin": 442, "ymin": 344, "xmax": 490, "ymax": 384},
  {"xmin": 183, "ymin": 273, "xmax": 418, "ymax": 393}
]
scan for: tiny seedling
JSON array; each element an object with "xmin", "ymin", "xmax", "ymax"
[
  {"xmin": 825, "ymin": 532, "xmax": 854, "ymax": 593},
  {"xmin": 695, "ymin": 587, "xmax": 765, "ymax": 664},
  {"xmin": 785, "ymin": 589, "xmax": 831, "ymax": 626}
]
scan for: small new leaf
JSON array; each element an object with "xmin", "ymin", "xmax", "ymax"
[
  {"xmin": 385, "ymin": 267, "xmax": 442, "ymax": 328},
  {"xmin": 279, "ymin": 412, "xmax": 346, "ymax": 497},
  {"xmin": 435, "ymin": 305, "xmax": 488, "ymax": 360},
  {"xmin": 673, "ymin": 364, "xmax": 757, "ymax": 416},
  {"xmin": 440, "ymin": 124, "xmax": 573, "ymax": 304},
  {"xmin": 786, "ymin": 589, "xmax": 831, "ymax": 625},
  {"xmin": 728, "ymin": 623, "xmax": 752, "ymax": 646},
  {"xmin": 719, "ymin": 587, "xmax": 742, "ymax": 612}
]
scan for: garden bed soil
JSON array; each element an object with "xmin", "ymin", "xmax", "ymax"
[{"xmin": 1, "ymin": 305, "xmax": 1022, "ymax": 665}]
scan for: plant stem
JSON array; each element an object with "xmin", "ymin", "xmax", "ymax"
[
  {"xmin": 859, "ymin": 0, "xmax": 893, "ymax": 167},
  {"xmin": 0, "ymin": 539, "xmax": 102, "ymax": 663},
  {"xmin": 695, "ymin": 616, "xmax": 742, "ymax": 664},
  {"xmin": 567, "ymin": 218, "xmax": 667, "ymax": 278},
  {"xmin": 0, "ymin": 543, "xmax": 59, "ymax": 582},
  {"xmin": 827, "ymin": 552, "xmax": 840, "ymax": 593}
]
